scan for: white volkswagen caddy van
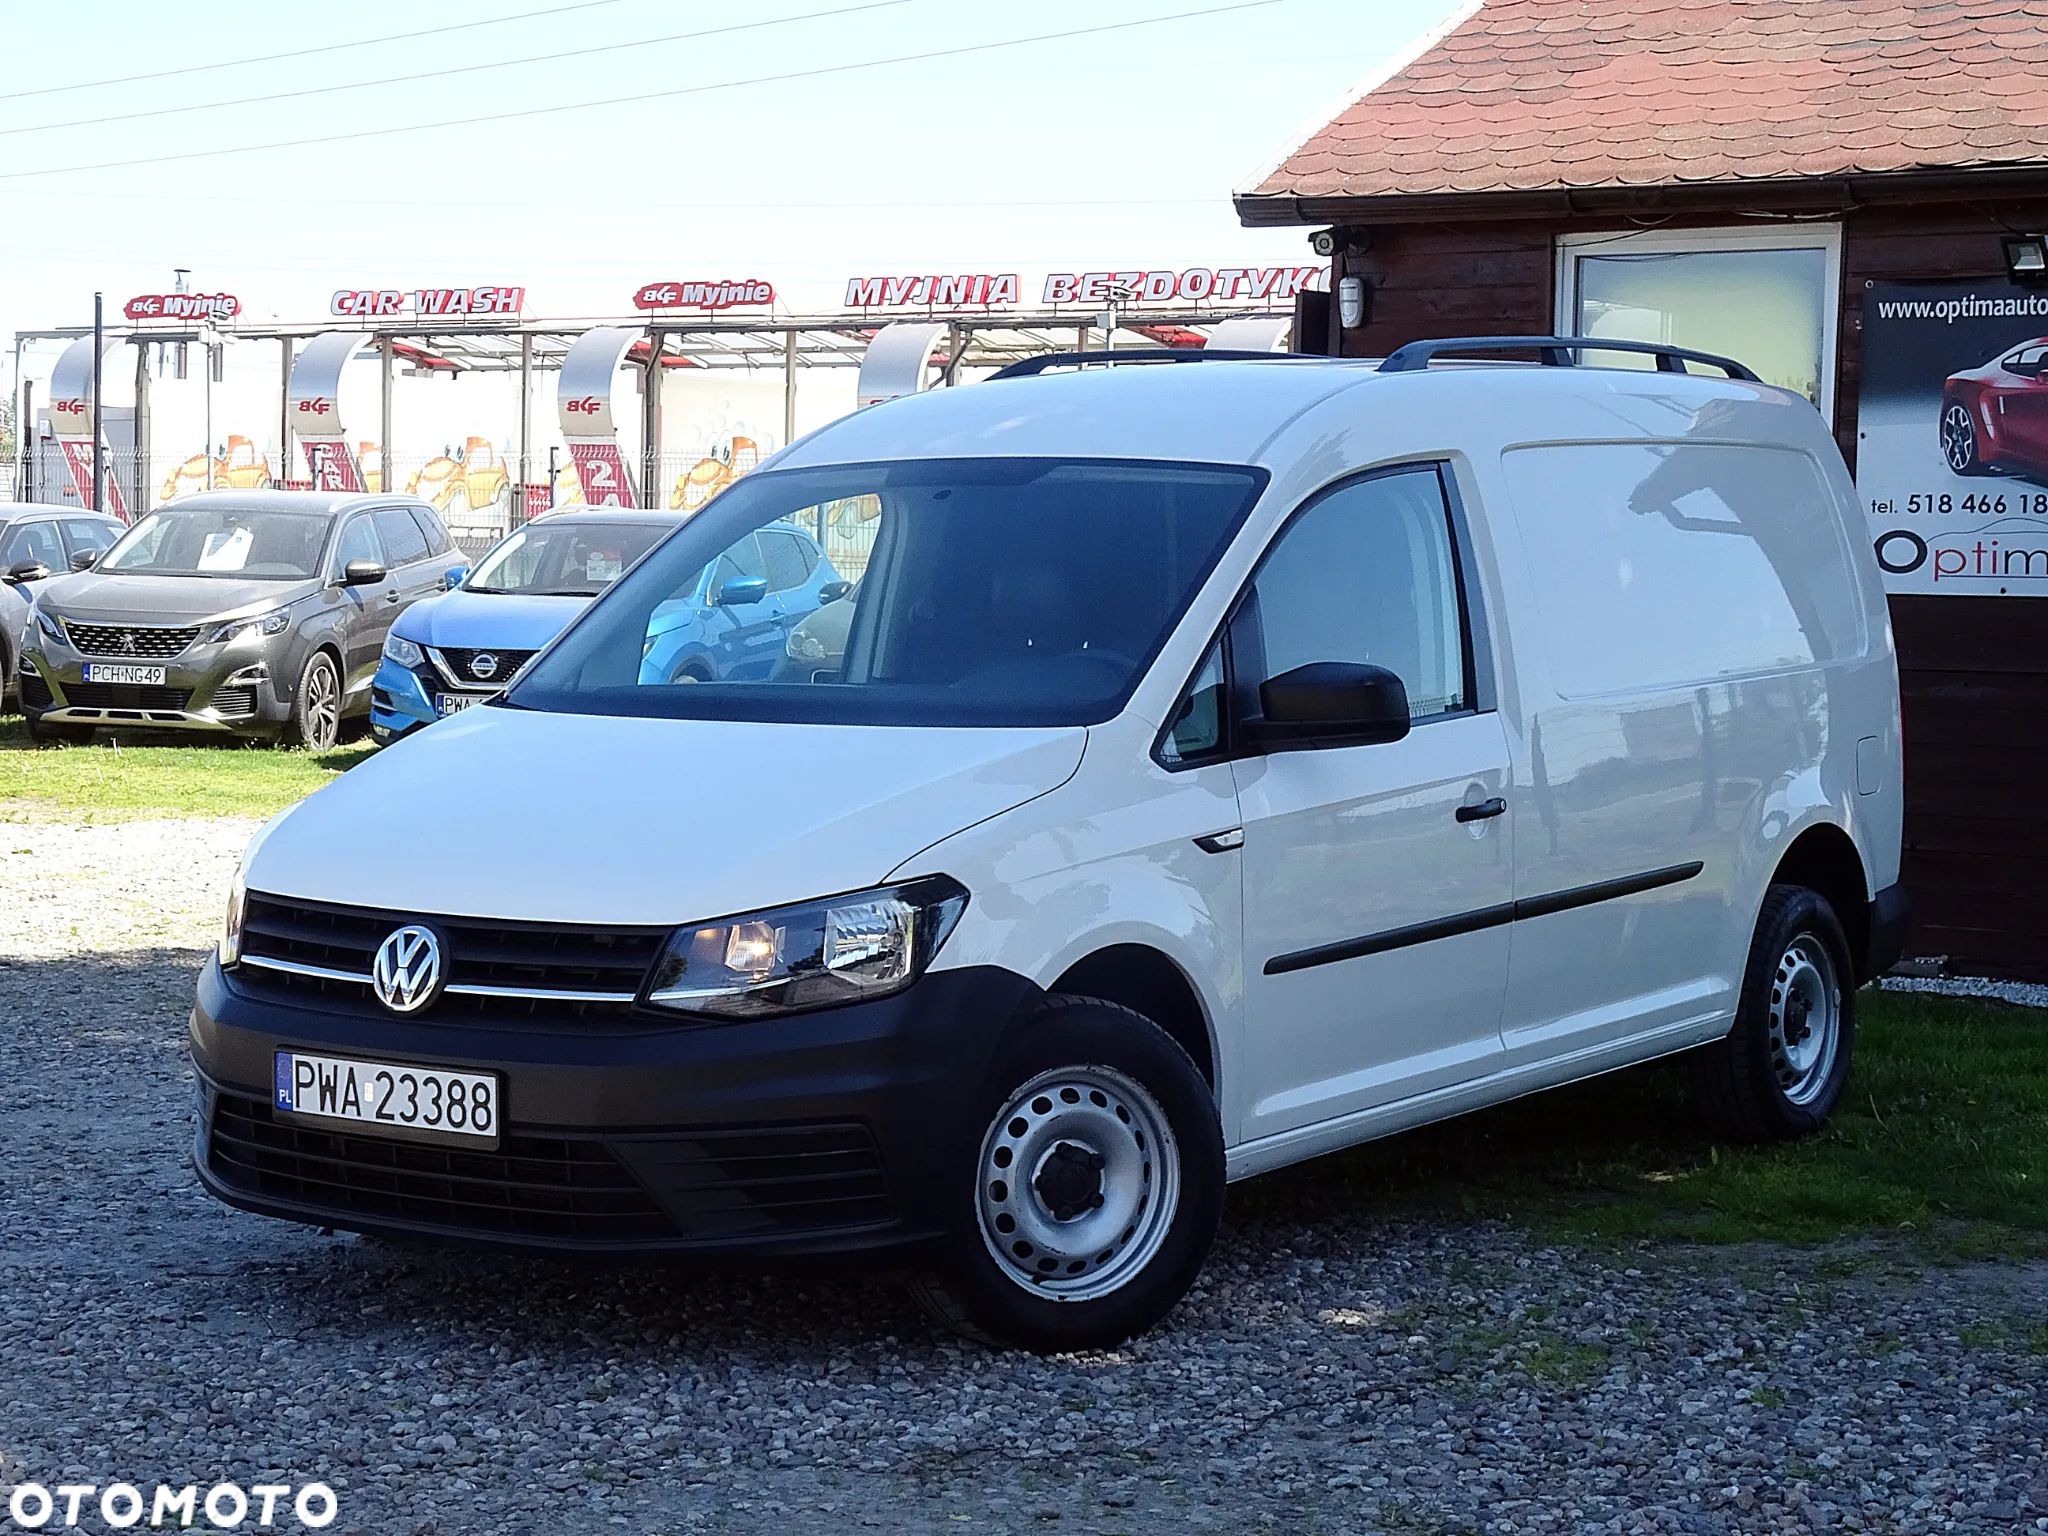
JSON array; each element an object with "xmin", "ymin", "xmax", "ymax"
[{"xmin": 193, "ymin": 337, "xmax": 1907, "ymax": 1351}]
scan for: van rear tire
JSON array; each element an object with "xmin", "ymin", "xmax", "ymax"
[
  {"xmin": 1692, "ymin": 884, "xmax": 1856, "ymax": 1141},
  {"xmin": 908, "ymin": 995, "xmax": 1223, "ymax": 1352}
]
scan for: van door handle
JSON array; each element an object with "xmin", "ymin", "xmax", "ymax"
[{"xmin": 1455, "ymin": 797, "xmax": 1506, "ymax": 823}]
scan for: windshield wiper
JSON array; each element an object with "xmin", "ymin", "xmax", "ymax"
[
  {"xmin": 464, "ymin": 584, "xmax": 507, "ymax": 594},
  {"xmin": 532, "ymin": 587, "xmax": 601, "ymax": 597}
]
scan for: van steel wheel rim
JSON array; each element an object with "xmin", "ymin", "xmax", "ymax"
[
  {"xmin": 1941, "ymin": 404, "xmax": 1975, "ymax": 471},
  {"xmin": 975, "ymin": 1065, "xmax": 1181, "ymax": 1302},
  {"xmin": 1769, "ymin": 934, "xmax": 1840, "ymax": 1107},
  {"xmin": 305, "ymin": 664, "xmax": 339, "ymax": 748}
]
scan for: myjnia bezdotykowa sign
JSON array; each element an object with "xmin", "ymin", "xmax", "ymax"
[{"xmin": 1860, "ymin": 279, "xmax": 2048, "ymax": 596}]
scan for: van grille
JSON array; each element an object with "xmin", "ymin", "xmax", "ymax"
[
  {"xmin": 205, "ymin": 1090, "xmax": 675, "ymax": 1244},
  {"xmin": 236, "ymin": 891, "xmax": 668, "ymax": 1022},
  {"xmin": 203, "ymin": 1090, "xmax": 896, "ymax": 1245}
]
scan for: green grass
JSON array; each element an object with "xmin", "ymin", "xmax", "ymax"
[
  {"xmin": 1239, "ymin": 990, "xmax": 2048, "ymax": 1257},
  {"xmin": 0, "ymin": 714, "xmax": 373, "ymax": 820}
]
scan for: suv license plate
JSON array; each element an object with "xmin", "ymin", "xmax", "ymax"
[
  {"xmin": 82, "ymin": 663, "xmax": 166, "ymax": 685},
  {"xmin": 274, "ymin": 1050, "xmax": 500, "ymax": 1146},
  {"xmin": 435, "ymin": 692, "xmax": 482, "ymax": 716}
]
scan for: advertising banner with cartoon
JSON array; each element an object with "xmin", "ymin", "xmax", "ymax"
[{"xmin": 1859, "ymin": 279, "xmax": 2048, "ymax": 595}]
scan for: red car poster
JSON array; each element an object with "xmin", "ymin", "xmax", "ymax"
[{"xmin": 1859, "ymin": 279, "xmax": 2048, "ymax": 595}]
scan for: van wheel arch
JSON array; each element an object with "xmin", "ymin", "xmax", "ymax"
[
  {"xmin": 1769, "ymin": 823, "xmax": 1871, "ymax": 981},
  {"xmin": 1048, "ymin": 944, "xmax": 1217, "ymax": 1093}
]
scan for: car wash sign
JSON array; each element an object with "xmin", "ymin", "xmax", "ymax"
[
  {"xmin": 124, "ymin": 292, "xmax": 240, "ymax": 322},
  {"xmin": 1860, "ymin": 278, "xmax": 2048, "ymax": 595},
  {"xmin": 330, "ymin": 286, "xmax": 526, "ymax": 318},
  {"xmin": 1040, "ymin": 267, "xmax": 1322, "ymax": 305},
  {"xmin": 633, "ymin": 279, "xmax": 775, "ymax": 312},
  {"xmin": 840, "ymin": 267, "xmax": 1321, "ymax": 310}
]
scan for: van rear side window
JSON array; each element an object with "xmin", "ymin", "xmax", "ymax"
[{"xmin": 1504, "ymin": 441, "xmax": 1863, "ymax": 697}]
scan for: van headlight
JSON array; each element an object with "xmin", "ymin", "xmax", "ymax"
[
  {"xmin": 644, "ymin": 876, "xmax": 967, "ymax": 1019},
  {"xmin": 207, "ymin": 608, "xmax": 289, "ymax": 645},
  {"xmin": 383, "ymin": 634, "xmax": 425, "ymax": 668},
  {"xmin": 788, "ymin": 630, "xmax": 828, "ymax": 660},
  {"xmin": 220, "ymin": 866, "xmax": 247, "ymax": 966},
  {"xmin": 34, "ymin": 606, "xmax": 65, "ymax": 644}
]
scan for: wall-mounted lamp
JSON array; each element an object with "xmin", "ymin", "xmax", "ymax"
[
  {"xmin": 1338, "ymin": 275, "xmax": 1368, "ymax": 330},
  {"xmin": 2003, "ymin": 234, "xmax": 2048, "ymax": 280}
]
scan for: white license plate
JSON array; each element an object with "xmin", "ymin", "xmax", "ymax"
[
  {"xmin": 274, "ymin": 1050, "xmax": 500, "ymax": 1145},
  {"xmin": 435, "ymin": 691, "xmax": 483, "ymax": 716},
  {"xmin": 81, "ymin": 663, "xmax": 166, "ymax": 685}
]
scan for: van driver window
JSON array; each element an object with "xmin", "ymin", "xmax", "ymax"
[{"xmin": 1251, "ymin": 468, "xmax": 1468, "ymax": 721}]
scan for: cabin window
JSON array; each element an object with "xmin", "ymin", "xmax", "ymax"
[{"xmin": 1555, "ymin": 224, "xmax": 1841, "ymax": 418}]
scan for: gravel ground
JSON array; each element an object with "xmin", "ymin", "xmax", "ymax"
[
  {"xmin": 1883, "ymin": 974, "xmax": 2048, "ymax": 1011},
  {"xmin": 1, "ymin": 818, "xmax": 2044, "ymax": 1535}
]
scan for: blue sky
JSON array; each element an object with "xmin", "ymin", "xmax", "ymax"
[{"xmin": 0, "ymin": 0, "xmax": 1461, "ymax": 350}]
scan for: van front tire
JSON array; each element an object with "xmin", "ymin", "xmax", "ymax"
[
  {"xmin": 910, "ymin": 995, "xmax": 1224, "ymax": 1352},
  {"xmin": 1693, "ymin": 884, "xmax": 1856, "ymax": 1141}
]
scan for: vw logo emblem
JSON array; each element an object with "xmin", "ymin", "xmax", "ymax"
[
  {"xmin": 370, "ymin": 924, "xmax": 443, "ymax": 1013},
  {"xmin": 469, "ymin": 652, "xmax": 499, "ymax": 681}
]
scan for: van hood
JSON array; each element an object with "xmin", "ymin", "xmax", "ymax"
[
  {"xmin": 39, "ymin": 570, "xmax": 315, "ymax": 627},
  {"xmin": 246, "ymin": 704, "xmax": 1087, "ymax": 925},
  {"xmin": 394, "ymin": 589, "xmax": 592, "ymax": 652}
]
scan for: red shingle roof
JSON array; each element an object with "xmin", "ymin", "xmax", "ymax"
[{"xmin": 1239, "ymin": 0, "xmax": 2048, "ymax": 209}]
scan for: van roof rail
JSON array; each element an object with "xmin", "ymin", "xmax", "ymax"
[
  {"xmin": 988, "ymin": 347, "xmax": 1300, "ymax": 380},
  {"xmin": 1376, "ymin": 335, "xmax": 1760, "ymax": 382}
]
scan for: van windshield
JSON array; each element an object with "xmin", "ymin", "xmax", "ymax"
[{"xmin": 506, "ymin": 457, "xmax": 1264, "ymax": 728}]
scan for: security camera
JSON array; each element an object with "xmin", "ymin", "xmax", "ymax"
[{"xmin": 1309, "ymin": 229, "xmax": 1339, "ymax": 258}]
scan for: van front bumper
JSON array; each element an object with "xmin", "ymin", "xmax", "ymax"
[{"xmin": 188, "ymin": 956, "xmax": 1037, "ymax": 1260}]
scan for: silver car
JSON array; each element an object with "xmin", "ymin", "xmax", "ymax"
[
  {"xmin": 0, "ymin": 503, "xmax": 124, "ymax": 708},
  {"xmin": 19, "ymin": 490, "xmax": 465, "ymax": 749}
]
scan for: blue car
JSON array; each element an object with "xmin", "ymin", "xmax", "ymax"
[
  {"xmin": 370, "ymin": 510, "xmax": 682, "ymax": 743},
  {"xmin": 636, "ymin": 522, "xmax": 843, "ymax": 686}
]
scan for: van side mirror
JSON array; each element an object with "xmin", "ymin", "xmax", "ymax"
[
  {"xmin": 443, "ymin": 564, "xmax": 469, "ymax": 592},
  {"xmin": 67, "ymin": 549, "xmax": 98, "ymax": 572},
  {"xmin": 714, "ymin": 575, "xmax": 768, "ymax": 607},
  {"xmin": 4, "ymin": 560, "xmax": 52, "ymax": 585},
  {"xmin": 338, "ymin": 558, "xmax": 387, "ymax": 587},
  {"xmin": 1243, "ymin": 662, "xmax": 1411, "ymax": 753},
  {"xmin": 818, "ymin": 579, "xmax": 852, "ymax": 603}
]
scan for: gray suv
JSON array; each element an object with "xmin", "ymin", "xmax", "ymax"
[{"xmin": 19, "ymin": 490, "xmax": 464, "ymax": 749}]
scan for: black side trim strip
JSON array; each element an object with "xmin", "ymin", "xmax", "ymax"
[
  {"xmin": 1262, "ymin": 861, "xmax": 1704, "ymax": 976},
  {"xmin": 1264, "ymin": 902, "xmax": 1515, "ymax": 975},
  {"xmin": 1513, "ymin": 861, "xmax": 1703, "ymax": 922}
]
